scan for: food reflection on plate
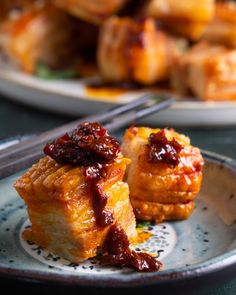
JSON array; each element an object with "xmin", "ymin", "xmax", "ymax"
[
  {"xmin": 1, "ymin": 0, "xmax": 236, "ymax": 101},
  {"xmin": 14, "ymin": 122, "xmax": 204, "ymax": 272}
]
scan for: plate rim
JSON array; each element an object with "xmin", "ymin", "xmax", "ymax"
[
  {"xmin": 2, "ymin": 64, "xmax": 236, "ymax": 109},
  {"xmin": 1, "ymin": 148, "xmax": 236, "ymax": 287},
  {"xmin": 2, "ymin": 65, "xmax": 236, "ymax": 127}
]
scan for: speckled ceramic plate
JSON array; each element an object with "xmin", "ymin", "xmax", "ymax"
[{"xmin": 1, "ymin": 139, "xmax": 236, "ymax": 293}]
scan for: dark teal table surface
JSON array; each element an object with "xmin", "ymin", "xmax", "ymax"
[{"xmin": 1, "ymin": 95, "xmax": 236, "ymax": 294}]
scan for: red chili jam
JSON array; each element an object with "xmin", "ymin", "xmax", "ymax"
[
  {"xmin": 44, "ymin": 122, "xmax": 120, "ymax": 227},
  {"xmin": 148, "ymin": 129, "xmax": 183, "ymax": 168},
  {"xmin": 90, "ymin": 181, "xmax": 114, "ymax": 227},
  {"xmin": 44, "ymin": 122, "xmax": 120, "ymax": 166},
  {"xmin": 101, "ymin": 223, "xmax": 162, "ymax": 272}
]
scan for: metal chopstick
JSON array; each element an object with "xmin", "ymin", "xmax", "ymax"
[
  {"xmin": 0, "ymin": 95, "xmax": 174, "ymax": 179},
  {"xmin": 0, "ymin": 95, "xmax": 151, "ymax": 159},
  {"xmin": 106, "ymin": 96, "xmax": 175, "ymax": 132}
]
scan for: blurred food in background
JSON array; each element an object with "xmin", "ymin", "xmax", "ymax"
[
  {"xmin": 97, "ymin": 17, "xmax": 179, "ymax": 85},
  {"xmin": 0, "ymin": 0, "xmax": 236, "ymax": 101},
  {"xmin": 144, "ymin": 0, "xmax": 215, "ymax": 40},
  {"xmin": 53, "ymin": 0, "xmax": 128, "ymax": 24},
  {"xmin": 171, "ymin": 42, "xmax": 236, "ymax": 101}
]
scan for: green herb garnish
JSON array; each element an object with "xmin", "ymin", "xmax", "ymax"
[
  {"xmin": 136, "ymin": 221, "xmax": 151, "ymax": 228},
  {"xmin": 35, "ymin": 62, "xmax": 78, "ymax": 80}
]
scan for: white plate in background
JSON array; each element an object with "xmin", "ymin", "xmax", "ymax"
[{"xmin": 1, "ymin": 60, "xmax": 236, "ymax": 127}]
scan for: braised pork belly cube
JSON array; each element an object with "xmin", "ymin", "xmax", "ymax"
[
  {"xmin": 145, "ymin": 0, "xmax": 215, "ymax": 40},
  {"xmin": 98, "ymin": 16, "xmax": 178, "ymax": 85},
  {"xmin": 202, "ymin": 2, "xmax": 236, "ymax": 48},
  {"xmin": 0, "ymin": 3, "xmax": 79, "ymax": 73},
  {"xmin": 171, "ymin": 42, "xmax": 236, "ymax": 101},
  {"xmin": 121, "ymin": 127, "xmax": 204, "ymax": 223},
  {"xmin": 14, "ymin": 122, "xmax": 136, "ymax": 263},
  {"xmin": 53, "ymin": 0, "xmax": 128, "ymax": 25}
]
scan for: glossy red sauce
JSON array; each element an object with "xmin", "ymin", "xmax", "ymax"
[
  {"xmin": 101, "ymin": 223, "xmax": 162, "ymax": 272},
  {"xmin": 44, "ymin": 122, "xmax": 120, "ymax": 166},
  {"xmin": 44, "ymin": 122, "xmax": 119, "ymax": 227},
  {"xmin": 148, "ymin": 129, "xmax": 183, "ymax": 168}
]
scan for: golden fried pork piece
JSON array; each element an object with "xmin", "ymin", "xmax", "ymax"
[
  {"xmin": 15, "ymin": 122, "xmax": 164, "ymax": 271},
  {"xmin": 202, "ymin": 1, "xmax": 236, "ymax": 48},
  {"xmin": 121, "ymin": 127, "xmax": 204, "ymax": 223},
  {"xmin": 97, "ymin": 16, "xmax": 178, "ymax": 85},
  {"xmin": 145, "ymin": 0, "xmax": 215, "ymax": 40},
  {"xmin": 171, "ymin": 42, "xmax": 236, "ymax": 101},
  {"xmin": 0, "ymin": 3, "xmax": 79, "ymax": 73},
  {"xmin": 14, "ymin": 122, "xmax": 137, "ymax": 263},
  {"xmin": 14, "ymin": 155, "xmax": 136, "ymax": 262},
  {"xmin": 53, "ymin": 0, "xmax": 128, "ymax": 24}
]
